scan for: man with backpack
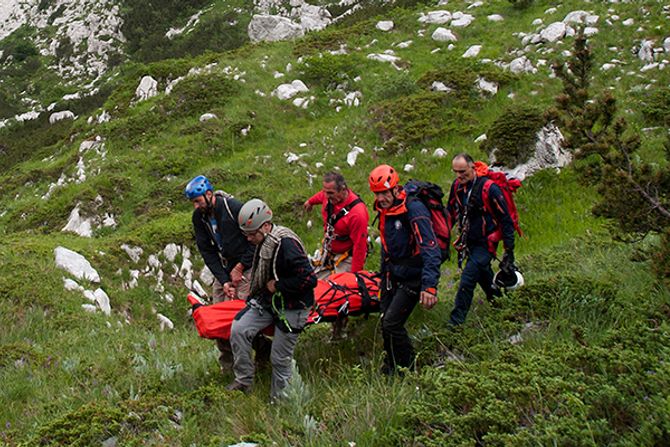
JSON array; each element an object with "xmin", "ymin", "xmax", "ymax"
[
  {"xmin": 368, "ymin": 164, "xmax": 442, "ymax": 375},
  {"xmin": 185, "ymin": 175, "xmax": 266, "ymax": 372},
  {"xmin": 227, "ymin": 199, "xmax": 317, "ymax": 399},
  {"xmin": 303, "ymin": 172, "xmax": 369, "ymax": 338},
  {"xmin": 446, "ymin": 153, "xmax": 519, "ymax": 326}
]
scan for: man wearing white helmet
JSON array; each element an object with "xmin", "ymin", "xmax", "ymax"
[{"xmin": 227, "ymin": 199, "xmax": 317, "ymax": 399}]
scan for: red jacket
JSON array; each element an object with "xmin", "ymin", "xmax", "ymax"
[{"xmin": 306, "ymin": 189, "xmax": 369, "ymax": 272}]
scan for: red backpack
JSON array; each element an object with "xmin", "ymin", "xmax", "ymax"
[
  {"xmin": 473, "ymin": 161, "xmax": 522, "ymax": 253},
  {"xmin": 404, "ymin": 179, "xmax": 451, "ymax": 263}
]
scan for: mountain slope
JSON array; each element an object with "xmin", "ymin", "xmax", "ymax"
[{"xmin": 0, "ymin": 0, "xmax": 669, "ymax": 445}]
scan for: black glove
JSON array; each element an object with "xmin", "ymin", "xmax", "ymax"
[{"xmin": 500, "ymin": 250, "xmax": 515, "ymax": 273}]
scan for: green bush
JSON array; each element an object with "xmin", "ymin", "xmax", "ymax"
[
  {"xmin": 369, "ymin": 70, "xmax": 420, "ymax": 101},
  {"xmin": 297, "ymin": 53, "xmax": 363, "ymax": 89},
  {"xmin": 371, "ymin": 92, "xmax": 475, "ymax": 153},
  {"xmin": 640, "ymin": 87, "xmax": 670, "ymax": 126},
  {"xmin": 482, "ymin": 104, "xmax": 546, "ymax": 167},
  {"xmin": 161, "ymin": 73, "xmax": 237, "ymax": 118}
]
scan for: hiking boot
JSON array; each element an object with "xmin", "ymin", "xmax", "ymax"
[{"xmin": 225, "ymin": 381, "xmax": 252, "ymax": 394}]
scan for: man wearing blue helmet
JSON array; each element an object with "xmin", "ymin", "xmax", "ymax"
[{"xmin": 185, "ymin": 175, "xmax": 265, "ymax": 372}]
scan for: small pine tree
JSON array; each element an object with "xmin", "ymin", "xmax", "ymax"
[{"xmin": 553, "ymin": 29, "xmax": 670, "ymax": 286}]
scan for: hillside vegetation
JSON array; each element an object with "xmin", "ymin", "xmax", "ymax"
[{"xmin": 0, "ymin": 0, "xmax": 669, "ymax": 445}]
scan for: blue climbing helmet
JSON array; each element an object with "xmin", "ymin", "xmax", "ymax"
[{"xmin": 184, "ymin": 175, "xmax": 213, "ymax": 200}]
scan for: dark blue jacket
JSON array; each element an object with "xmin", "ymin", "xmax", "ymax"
[
  {"xmin": 376, "ymin": 191, "xmax": 441, "ymax": 292},
  {"xmin": 192, "ymin": 195, "xmax": 255, "ymax": 285},
  {"xmin": 447, "ymin": 176, "xmax": 515, "ymax": 251}
]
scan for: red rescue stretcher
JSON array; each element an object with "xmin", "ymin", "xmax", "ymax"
[{"xmin": 187, "ymin": 271, "xmax": 381, "ymax": 340}]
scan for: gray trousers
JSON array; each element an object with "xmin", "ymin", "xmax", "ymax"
[{"xmin": 230, "ymin": 304, "xmax": 309, "ymax": 398}]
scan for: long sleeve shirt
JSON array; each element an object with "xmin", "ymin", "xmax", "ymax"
[
  {"xmin": 306, "ymin": 189, "xmax": 369, "ymax": 272},
  {"xmin": 192, "ymin": 195, "xmax": 255, "ymax": 285}
]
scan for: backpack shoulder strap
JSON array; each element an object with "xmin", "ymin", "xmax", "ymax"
[
  {"xmin": 328, "ymin": 197, "xmax": 364, "ymax": 227},
  {"xmin": 480, "ymin": 178, "xmax": 494, "ymax": 215},
  {"xmin": 214, "ymin": 191, "xmax": 235, "ymax": 221}
]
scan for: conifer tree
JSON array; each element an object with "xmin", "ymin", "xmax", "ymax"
[{"xmin": 552, "ymin": 29, "xmax": 670, "ymax": 286}]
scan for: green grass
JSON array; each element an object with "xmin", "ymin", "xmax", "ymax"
[{"xmin": 1, "ymin": 0, "xmax": 670, "ymax": 444}]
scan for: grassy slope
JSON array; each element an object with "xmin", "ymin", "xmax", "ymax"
[{"xmin": 1, "ymin": 0, "xmax": 669, "ymax": 445}]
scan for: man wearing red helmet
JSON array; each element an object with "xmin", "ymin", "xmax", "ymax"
[{"xmin": 368, "ymin": 165, "xmax": 441, "ymax": 375}]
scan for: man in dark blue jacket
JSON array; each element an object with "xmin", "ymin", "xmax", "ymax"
[
  {"xmin": 368, "ymin": 165, "xmax": 441, "ymax": 375},
  {"xmin": 446, "ymin": 153, "xmax": 516, "ymax": 326},
  {"xmin": 185, "ymin": 175, "xmax": 259, "ymax": 372}
]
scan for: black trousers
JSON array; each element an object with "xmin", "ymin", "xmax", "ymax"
[{"xmin": 381, "ymin": 278, "xmax": 420, "ymax": 371}]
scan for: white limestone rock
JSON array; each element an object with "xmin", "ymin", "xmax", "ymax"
[
  {"xmin": 475, "ymin": 133, "xmax": 487, "ymax": 143},
  {"xmin": 248, "ymin": 14, "xmax": 304, "ymax": 42},
  {"xmin": 451, "ymin": 12, "xmax": 474, "ymax": 28},
  {"xmin": 432, "ymin": 27, "xmax": 458, "ymax": 42},
  {"xmin": 121, "ymin": 244, "xmax": 143, "ymax": 263},
  {"xmin": 93, "ymin": 288, "xmax": 111, "ymax": 315},
  {"xmin": 540, "ymin": 22, "xmax": 567, "ymax": 42},
  {"xmin": 199, "ymin": 113, "xmax": 217, "ymax": 122},
  {"xmin": 82, "ymin": 304, "xmax": 97, "ymax": 313},
  {"xmin": 562, "ymin": 10, "xmax": 590, "ymax": 24},
  {"xmin": 163, "ymin": 243, "xmax": 179, "ymax": 262},
  {"xmin": 487, "ymin": 14, "xmax": 504, "ymax": 22},
  {"xmin": 509, "ymin": 56, "xmax": 536, "ymax": 74},
  {"xmin": 622, "ymin": 18, "xmax": 634, "ymax": 26},
  {"xmin": 403, "ymin": 164, "xmax": 414, "ymax": 172},
  {"xmin": 64, "ymin": 278, "xmax": 84, "ymax": 292},
  {"xmin": 54, "ymin": 247, "xmax": 100, "ymax": 283},
  {"xmin": 376, "ymin": 20, "xmax": 394, "ymax": 31},
  {"xmin": 272, "ymin": 80, "xmax": 309, "ymax": 100},
  {"xmin": 135, "ymin": 76, "xmax": 158, "ymax": 101},
  {"xmin": 347, "ymin": 146, "xmax": 364, "ymax": 166},
  {"xmin": 157, "ymin": 313, "xmax": 174, "ymax": 331},
  {"xmin": 49, "ymin": 110, "xmax": 75, "ymax": 124},
  {"xmin": 367, "ymin": 53, "xmax": 401, "ymax": 63},
  {"xmin": 477, "ymin": 77, "xmax": 498, "ymax": 95},
  {"xmin": 664, "ymin": 37, "xmax": 670, "ymax": 53},
  {"xmin": 462, "ymin": 45, "xmax": 482, "ymax": 58},
  {"xmin": 433, "ymin": 148, "xmax": 447, "ymax": 158},
  {"xmin": 583, "ymin": 27, "xmax": 598, "ymax": 36},
  {"xmin": 418, "ymin": 11, "xmax": 452, "ymax": 25},
  {"xmin": 431, "ymin": 81, "xmax": 453, "ymax": 93},
  {"xmin": 495, "ymin": 124, "xmax": 571, "ymax": 181},
  {"xmin": 638, "ymin": 40, "xmax": 654, "ymax": 63},
  {"xmin": 199, "ymin": 266, "xmax": 215, "ymax": 286},
  {"xmin": 62, "ymin": 204, "xmax": 93, "ymax": 237}
]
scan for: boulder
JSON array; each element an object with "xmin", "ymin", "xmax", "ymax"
[
  {"xmin": 487, "ymin": 14, "xmax": 504, "ymax": 22},
  {"xmin": 477, "ymin": 77, "xmax": 498, "ymax": 95},
  {"xmin": 248, "ymin": 14, "xmax": 304, "ymax": 43},
  {"xmin": 664, "ymin": 37, "xmax": 670, "ymax": 53},
  {"xmin": 135, "ymin": 76, "xmax": 158, "ymax": 101},
  {"xmin": 509, "ymin": 56, "xmax": 535, "ymax": 74},
  {"xmin": 432, "ymin": 27, "xmax": 458, "ymax": 42},
  {"xmin": 49, "ymin": 110, "xmax": 75, "ymax": 124},
  {"xmin": 540, "ymin": 22, "xmax": 566, "ymax": 42},
  {"xmin": 376, "ymin": 20, "xmax": 394, "ymax": 31},
  {"xmin": 272, "ymin": 80, "xmax": 309, "ymax": 100},
  {"xmin": 62, "ymin": 204, "xmax": 93, "ymax": 237},
  {"xmin": 347, "ymin": 146, "xmax": 364, "ymax": 166},
  {"xmin": 54, "ymin": 247, "xmax": 100, "ymax": 283},
  {"xmin": 199, "ymin": 113, "xmax": 217, "ymax": 122},
  {"xmin": 451, "ymin": 12, "xmax": 474, "ymax": 27},
  {"xmin": 638, "ymin": 40, "xmax": 654, "ymax": 63},
  {"xmin": 499, "ymin": 124, "xmax": 571, "ymax": 181},
  {"xmin": 418, "ymin": 10, "xmax": 452, "ymax": 25},
  {"xmin": 562, "ymin": 10, "xmax": 590, "ymax": 24},
  {"xmin": 463, "ymin": 45, "xmax": 482, "ymax": 58}
]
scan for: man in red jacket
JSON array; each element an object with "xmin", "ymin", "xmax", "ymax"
[{"xmin": 304, "ymin": 171, "xmax": 369, "ymax": 338}]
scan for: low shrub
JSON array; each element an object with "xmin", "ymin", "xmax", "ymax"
[
  {"xmin": 297, "ymin": 53, "xmax": 363, "ymax": 89},
  {"xmin": 482, "ymin": 104, "xmax": 546, "ymax": 167},
  {"xmin": 371, "ymin": 92, "xmax": 475, "ymax": 153},
  {"xmin": 640, "ymin": 86, "xmax": 670, "ymax": 126},
  {"xmin": 368, "ymin": 70, "xmax": 419, "ymax": 101}
]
